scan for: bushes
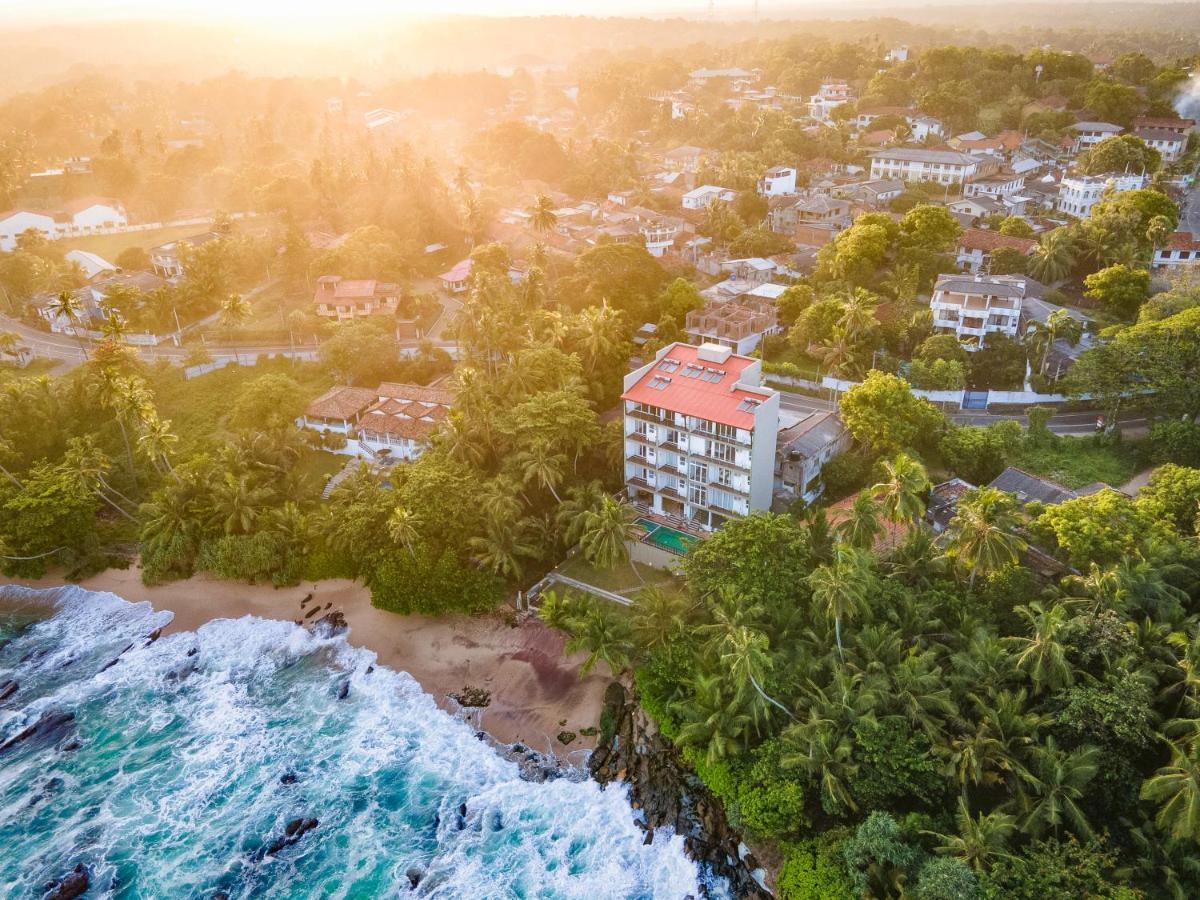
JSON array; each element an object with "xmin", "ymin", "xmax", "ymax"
[
  {"xmin": 197, "ymin": 532, "xmax": 301, "ymax": 586},
  {"xmin": 820, "ymin": 450, "xmax": 876, "ymax": 500},
  {"xmin": 939, "ymin": 422, "xmax": 1022, "ymax": 485},
  {"xmin": 778, "ymin": 833, "xmax": 854, "ymax": 900},
  {"xmin": 680, "ymin": 739, "xmax": 808, "ymax": 840},
  {"xmin": 366, "ymin": 545, "xmax": 502, "ymax": 616},
  {"xmin": 1149, "ymin": 419, "xmax": 1200, "ymax": 467}
]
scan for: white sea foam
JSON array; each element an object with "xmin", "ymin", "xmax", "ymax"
[{"xmin": 0, "ymin": 584, "xmax": 721, "ymax": 898}]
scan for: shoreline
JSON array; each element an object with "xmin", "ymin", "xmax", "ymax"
[{"xmin": 0, "ymin": 564, "xmax": 610, "ymax": 756}]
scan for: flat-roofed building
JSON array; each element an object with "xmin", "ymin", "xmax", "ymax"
[
  {"xmin": 869, "ymin": 148, "xmax": 994, "ymax": 185},
  {"xmin": 775, "ymin": 410, "xmax": 852, "ymax": 503},
  {"xmin": 685, "ymin": 294, "xmax": 781, "ymax": 355},
  {"xmin": 930, "ymin": 273, "xmax": 1034, "ymax": 349},
  {"xmin": 622, "ymin": 342, "xmax": 779, "ymax": 531}
]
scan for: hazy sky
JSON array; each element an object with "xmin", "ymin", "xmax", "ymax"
[{"xmin": 3, "ymin": 0, "xmax": 725, "ymax": 22}]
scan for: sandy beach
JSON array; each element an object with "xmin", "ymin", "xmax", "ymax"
[{"xmin": 0, "ymin": 565, "xmax": 610, "ymax": 755}]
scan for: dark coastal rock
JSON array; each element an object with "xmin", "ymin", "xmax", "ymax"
[
  {"xmin": 366, "ymin": 665, "xmax": 374, "ymax": 675},
  {"xmin": 301, "ymin": 593, "xmax": 313, "ymax": 606},
  {"xmin": 212, "ymin": 892, "xmax": 229, "ymax": 900},
  {"xmin": 187, "ymin": 647, "xmax": 199, "ymax": 657},
  {"xmin": 336, "ymin": 681, "xmax": 350, "ymax": 701},
  {"xmin": 0, "ymin": 710, "xmax": 75, "ymax": 755},
  {"xmin": 406, "ymin": 867, "xmax": 423, "ymax": 888},
  {"xmin": 60, "ymin": 740, "xmax": 81, "ymax": 752},
  {"xmin": 588, "ymin": 684, "xmax": 770, "ymax": 900},
  {"xmin": 100, "ymin": 643, "xmax": 134, "ymax": 673},
  {"xmin": 43, "ymin": 863, "xmax": 88, "ymax": 900},
  {"xmin": 0, "ymin": 679, "xmax": 17, "ymax": 701},
  {"xmin": 145, "ymin": 628, "xmax": 163, "ymax": 644},
  {"xmin": 303, "ymin": 606, "xmax": 321, "ymax": 620},
  {"xmin": 312, "ymin": 611, "xmax": 348, "ymax": 635},
  {"xmin": 262, "ymin": 817, "xmax": 319, "ymax": 857},
  {"xmin": 449, "ymin": 686, "xmax": 491, "ymax": 708},
  {"xmin": 280, "ymin": 772, "xmax": 298, "ymax": 785}
]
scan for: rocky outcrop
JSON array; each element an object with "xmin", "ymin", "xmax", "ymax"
[
  {"xmin": 261, "ymin": 817, "xmax": 319, "ymax": 857},
  {"xmin": 588, "ymin": 683, "xmax": 770, "ymax": 899},
  {"xmin": 43, "ymin": 863, "xmax": 89, "ymax": 900},
  {"xmin": 0, "ymin": 679, "xmax": 17, "ymax": 701},
  {"xmin": 0, "ymin": 710, "xmax": 75, "ymax": 755}
]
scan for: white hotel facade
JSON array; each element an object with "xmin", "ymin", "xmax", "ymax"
[{"xmin": 621, "ymin": 342, "xmax": 779, "ymax": 531}]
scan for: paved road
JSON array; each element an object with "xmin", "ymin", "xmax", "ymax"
[{"xmin": 1179, "ymin": 178, "xmax": 1200, "ymax": 236}]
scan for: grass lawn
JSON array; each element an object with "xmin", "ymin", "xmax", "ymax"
[
  {"xmin": 557, "ymin": 554, "xmax": 681, "ymax": 597},
  {"xmin": 1014, "ymin": 437, "xmax": 1142, "ymax": 489},
  {"xmin": 59, "ymin": 223, "xmax": 212, "ymax": 262},
  {"xmin": 0, "ymin": 358, "xmax": 58, "ymax": 385},
  {"xmin": 295, "ymin": 447, "xmax": 346, "ymax": 496},
  {"xmin": 762, "ymin": 342, "xmax": 822, "ymax": 379},
  {"xmin": 148, "ymin": 357, "xmax": 333, "ymax": 455}
]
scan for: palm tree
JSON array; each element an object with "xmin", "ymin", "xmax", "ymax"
[
  {"xmin": 514, "ymin": 443, "xmax": 567, "ymax": 502},
  {"xmin": 812, "ymin": 327, "xmax": 858, "ymax": 377},
  {"xmin": 100, "ymin": 310, "xmax": 128, "ymax": 343},
  {"xmin": 870, "ymin": 452, "xmax": 929, "ymax": 550},
  {"xmin": 780, "ymin": 710, "xmax": 860, "ymax": 814},
  {"xmin": 630, "ymin": 585, "xmax": 696, "ymax": 649},
  {"xmin": 137, "ymin": 415, "xmax": 177, "ymax": 474},
  {"xmin": 468, "ymin": 518, "xmax": 536, "ymax": 581},
  {"xmin": 1028, "ymin": 229, "xmax": 1076, "ymax": 284},
  {"xmin": 577, "ymin": 495, "xmax": 641, "ymax": 581},
  {"xmin": 671, "ymin": 672, "xmax": 752, "ymax": 765},
  {"xmin": 924, "ymin": 798, "xmax": 1016, "ymax": 873},
  {"xmin": 882, "ymin": 263, "xmax": 920, "ymax": 304},
  {"xmin": 565, "ymin": 603, "xmax": 634, "ymax": 676},
  {"xmin": 838, "ymin": 289, "xmax": 879, "ymax": 341},
  {"xmin": 1007, "ymin": 601, "xmax": 1074, "ymax": 694},
  {"xmin": 718, "ymin": 625, "xmax": 797, "ymax": 727},
  {"xmin": 944, "ymin": 487, "xmax": 1026, "ymax": 588},
  {"xmin": 1141, "ymin": 745, "xmax": 1200, "ymax": 844},
  {"xmin": 49, "ymin": 290, "xmax": 89, "ymax": 360},
  {"xmin": 219, "ymin": 293, "xmax": 250, "ymax": 362},
  {"xmin": 1017, "ymin": 738, "xmax": 1100, "ymax": 839},
  {"xmin": 386, "ymin": 506, "xmax": 422, "ymax": 556},
  {"xmin": 59, "ymin": 436, "xmax": 138, "ymax": 521},
  {"xmin": 573, "ymin": 302, "xmax": 623, "ymax": 375},
  {"xmin": 527, "ymin": 194, "xmax": 558, "ymax": 233},
  {"xmin": 209, "ymin": 471, "xmax": 272, "ymax": 535},
  {"xmin": 807, "ymin": 543, "xmax": 874, "ymax": 661},
  {"xmin": 556, "ymin": 480, "xmax": 606, "ymax": 547},
  {"xmin": 836, "ymin": 492, "xmax": 884, "ymax": 550},
  {"xmin": 535, "ymin": 589, "xmax": 579, "ymax": 631},
  {"xmin": 1025, "ymin": 308, "xmax": 1083, "ymax": 378}
]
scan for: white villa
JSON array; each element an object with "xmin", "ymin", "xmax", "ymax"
[
  {"xmin": 299, "ymin": 382, "xmax": 453, "ymax": 461},
  {"xmin": 930, "ymin": 273, "xmax": 1034, "ymax": 349}
]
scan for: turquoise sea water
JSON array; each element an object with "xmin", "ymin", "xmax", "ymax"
[{"xmin": 0, "ymin": 585, "xmax": 717, "ymax": 898}]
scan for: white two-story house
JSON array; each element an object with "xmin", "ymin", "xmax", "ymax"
[{"xmin": 930, "ymin": 273, "xmax": 1033, "ymax": 349}]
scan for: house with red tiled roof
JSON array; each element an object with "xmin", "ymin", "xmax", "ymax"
[
  {"xmin": 955, "ymin": 228, "xmax": 1037, "ymax": 273},
  {"xmin": 1152, "ymin": 231, "xmax": 1200, "ymax": 270},
  {"xmin": 299, "ymin": 382, "xmax": 453, "ymax": 462},
  {"xmin": 622, "ymin": 342, "xmax": 779, "ymax": 531},
  {"xmin": 312, "ymin": 275, "xmax": 400, "ymax": 320},
  {"xmin": 1133, "ymin": 116, "xmax": 1195, "ymax": 134}
]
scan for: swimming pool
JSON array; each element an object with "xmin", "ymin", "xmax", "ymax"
[{"xmin": 636, "ymin": 517, "xmax": 700, "ymax": 555}]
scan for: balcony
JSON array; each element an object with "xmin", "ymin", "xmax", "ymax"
[
  {"xmin": 657, "ymin": 460, "xmax": 685, "ymax": 477},
  {"xmin": 627, "ymin": 453, "xmax": 653, "ymax": 466},
  {"xmin": 626, "ymin": 408, "xmax": 670, "ymax": 427},
  {"xmin": 626, "ymin": 431, "xmax": 655, "ymax": 447}
]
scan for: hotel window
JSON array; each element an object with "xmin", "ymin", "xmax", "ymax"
[
  {"xmin": 689, "ymin": 462, "xmax": 708, "ymax": 482},
  {"xmin": 716, "ymin": 467, "xmax": 733, "ymax": 487},
  {"xmin": 707, "ymin": 441, "xmax": 735, "ymax": 463},
  {"xmin": 689, "ymin": 485, "xmax": 707, "ymax": 506}
]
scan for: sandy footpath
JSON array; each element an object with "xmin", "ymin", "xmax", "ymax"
[{"xmin": 0, "ymin": 565, "xmax": 609, "ymax": 755}]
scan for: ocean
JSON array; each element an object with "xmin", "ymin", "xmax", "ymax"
[{"xmin": 0, "ymin": 585, "xmax": 718, "ymax": 898}]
